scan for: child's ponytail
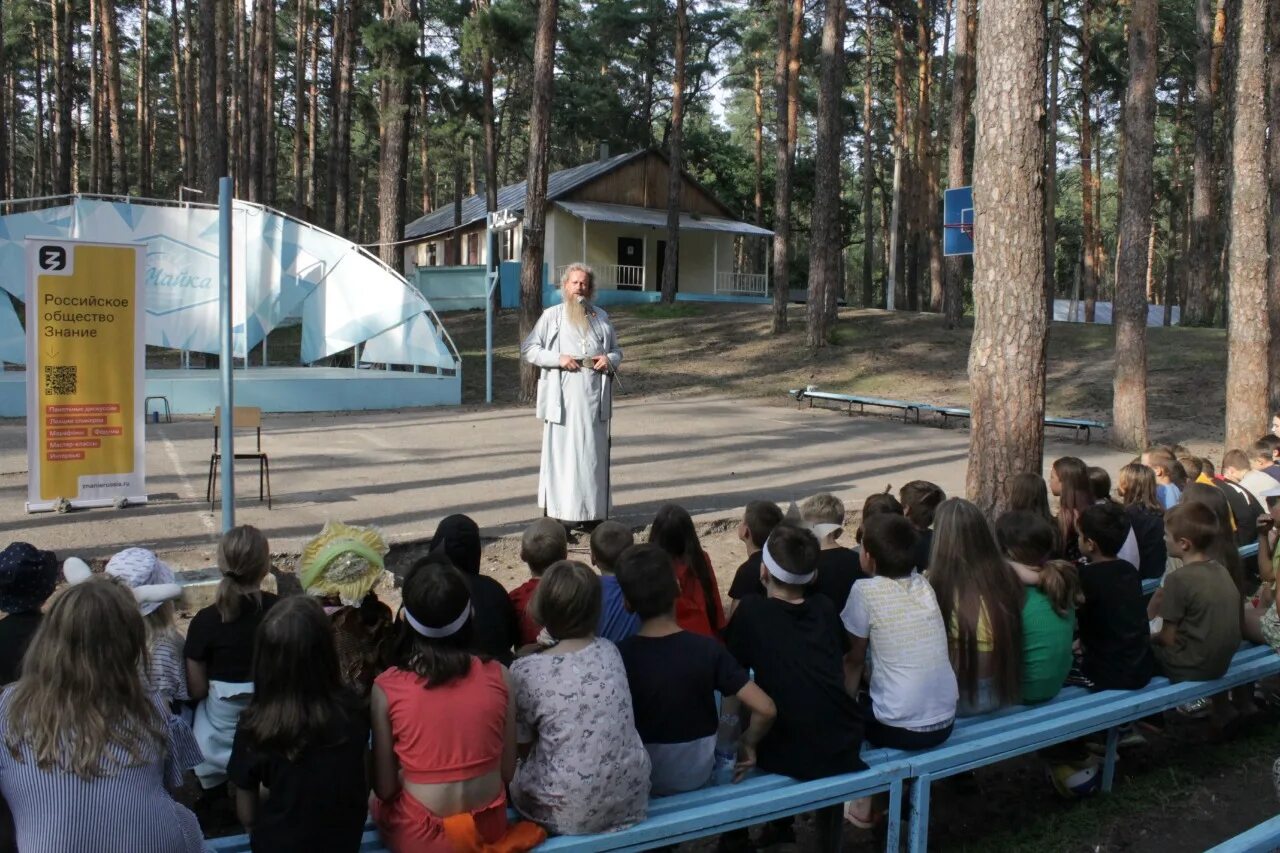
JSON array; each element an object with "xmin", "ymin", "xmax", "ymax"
[
  {"xmin": 216, "ymin": 525, "xmax": 271, "ymax": 622},
  {"xmin": 1036, "ymin": 559, "xmax": 1081, "ymax": 616}
]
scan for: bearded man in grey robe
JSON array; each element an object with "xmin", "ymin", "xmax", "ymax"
[{"xmin": 521, "ymin": 263, "xmax": 622, "ymax": 527}]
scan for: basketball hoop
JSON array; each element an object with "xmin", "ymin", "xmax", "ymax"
[{"xmin": 943, "ymin": 222, "xmax": 974, "ymax": 239}]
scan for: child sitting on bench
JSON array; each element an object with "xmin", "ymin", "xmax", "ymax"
[
  {"xmin": 1076, "ymin": 503, "xmax": 1154, "ymax": 690},
  {"xmin": 801, "ymin": 492, "xmax": 867, "ymax": 612},
  {"xmin": 615, "ymin": 544, "xmax": 776, "ymax": 795},
  {"xmin": 726, "ymin": 500, "xmax": 784, "ymax": 618}
]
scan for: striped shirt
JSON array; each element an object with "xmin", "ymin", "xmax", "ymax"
[
  {"xmin": 147, "ymin": 633, "xmax": 190, "ymax": 706},
  {"xmin": 0, "ymin": 689, "xmax": 205, "ymax": 853}
]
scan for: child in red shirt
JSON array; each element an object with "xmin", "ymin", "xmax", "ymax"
[
  {"xmin": 509, "ymin": 519, "xmax": 568, "ymax": 647},
  {"xmin": 649, "ymin": 504, "xmax": 725, "ymax": 638}
]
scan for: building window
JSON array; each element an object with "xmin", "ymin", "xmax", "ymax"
[
  {"xmin": 427, "ymin": 242, "xmax": 438, "ymax": 266},
  {"xmin": 467, "ymin": 232, "xmax": 479, "ymax": 264},
  {"xmin": 500, "ymin": 229, "xmax": 516, "ymax": 261}
]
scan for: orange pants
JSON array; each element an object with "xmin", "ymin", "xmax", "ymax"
[{"xmin": 371, "ymin": 790, "xmax": 546, "ymax": 853}]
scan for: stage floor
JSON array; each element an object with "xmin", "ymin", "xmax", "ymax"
[
  {"xmin": 0, "ymin": 396, "xmax": 1140, "ymax": 564},
  {"xmin": 0, "ymin": 367, "xmax": 461, "ymax": 417}
]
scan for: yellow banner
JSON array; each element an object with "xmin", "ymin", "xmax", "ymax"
[{"xmin": 26, "ymin": 241, "xmax": 146, "ymax": 510}]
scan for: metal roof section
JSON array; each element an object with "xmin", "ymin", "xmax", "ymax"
[
  {"xmin": 554, "ymin": 200, "xmax": 774, "ymax": 237},
  {"xmin": 403, "ymin": 149, "xmax": 644, "ymax": 240}
]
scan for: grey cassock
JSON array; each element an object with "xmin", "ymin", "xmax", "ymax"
[{"xmin": 521, "ymin": 303, "xmax": 622, "ymax": 523}]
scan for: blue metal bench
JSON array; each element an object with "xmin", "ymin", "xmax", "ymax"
[
  {"xmin": 206, "ymin": 754, "xmax": 913, "ymax": 853},
  {"xmin": 790, "ymin": 388, "xmax": 933, "ymax": 424},
  {"xmin": 1205, "ymin": 813, "xmax": 1280, "ymax": 853},
  {"xmin": 896, "ymin": 643, "xmax": 1280, "ymax": 852},
  {"xmin": 931, "ymin": 406, "xmax": 1106, "ymax": 444}
]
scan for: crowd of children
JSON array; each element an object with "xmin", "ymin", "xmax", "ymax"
[{"xmin": 1, "ymin": 429, "xmax": 1279, "ymax": 852}]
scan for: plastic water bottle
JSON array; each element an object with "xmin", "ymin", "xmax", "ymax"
[{"xmin": 711, "ymin": 712, "xmax": 740, "ymax": 786}]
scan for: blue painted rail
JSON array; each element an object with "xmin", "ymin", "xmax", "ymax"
[{"xmin": 1205, "ymin": 814, "xmax": 1280, "ymax": 853}]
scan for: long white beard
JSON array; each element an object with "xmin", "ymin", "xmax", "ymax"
[{"xmin": 564, "ymin": 296, "xmax": 590, "ymax": 332}]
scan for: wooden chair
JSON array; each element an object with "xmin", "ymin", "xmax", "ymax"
[{"xmin": 206, "ymin": 406, "xmax": 272, "ymax": 508}]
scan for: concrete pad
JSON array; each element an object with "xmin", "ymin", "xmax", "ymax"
[{"xmin": 0, "ymin": 397, "xmax": 1138, "ymax": 566}]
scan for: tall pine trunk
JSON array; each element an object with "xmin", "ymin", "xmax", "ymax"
[
  {"xmin": 0, "ymin": 0, "xmax": 8, "ymax": 199},
  {"xmin": 1223, "ymin": 0, "xmax": 1270, "ymax": 450},
  {"xmin": 770, "ymin": 0, "xmax": 803, "ymax": 332},
  {"xmin": 942, "ymin": 0, "xmax": 975, "ymax": 326},
  {"xmin": 660, "ymin": 0, "xmax": 687, "ymax": 304},
  {"xmin": 199, "ymin": 0, "xmax": 225, "ymax": 196},
  {"xmin": 1185, "ymin": 0, "xmax": 1217, "ymax": 325},
  {"xmin": 1043, "ymin": 0, "xmax": 1060, "ymax": 318},
  {"xmin": 1266, "ymin": 0, "xmax": 1280, "ymax": 408},
  {"xmin": 98, "ymin": 0, "xmax": 127, "ymax": 192},
  {"xmin": 292, "ymin": 0, "xmax": 308, "ymax": 215},
  {"xmin": 137, "ymin": 0, "xmax": 151, "ymax": 197},
  {"xmin": 170, "ymin": 0, "xmax": 188, "ymax": 191},
  {"xmin": 966, "ymin": 0, "xmax": 1047, "ymax": 515},
  {"xmin": 888, "ymin": 12, "xmax": 906, "ymax": 310},
  {"xmin": 377, "ymin": 0, "xmax": 414, "ymax": 269},
  {"xmin": 1079, "ymin": 0, "xmax": 1097, "ymax": 323},
  {"xmin": 518, "ymin": 0, "xmax": 558, "ymax": 403},
  {"xmin": 753, "ymin": 63, "xmax": 764, "ymax": 270},
  {"xmin": 861, "ymin": 1, "xmax": 875, "ymax": 307},
  {"xmin": 806, "ymin": 0, "xmax": 845, "ymax": 347},
  {"xmin": 1111, "ymin": 0, "xmax": 1156, "ymax": 450},
  {"xmin": 52, "ymin": 0, "xmax": 73, "ymax": 194}
]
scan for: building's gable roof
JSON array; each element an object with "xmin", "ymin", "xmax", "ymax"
[{"xmin": 404, "ymin": 149, "xmax": 645, "ymax": 241}]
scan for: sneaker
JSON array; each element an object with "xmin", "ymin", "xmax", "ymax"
[{"xmin": 1177, "ymin": 698, "xmax": 1212, "ymax": 719}]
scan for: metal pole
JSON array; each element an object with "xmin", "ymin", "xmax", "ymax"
[
  {"xmin": 218, "ymin": 177, "xmax": 235, "ymax": 532},
  {"xmin": 485, "ymin": 223, "xmax": 496, "ymax": 403}
]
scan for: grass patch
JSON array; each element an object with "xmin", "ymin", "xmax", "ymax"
[
  {"xmin": 965, "ymin": 724, "xmax": 1280, "ymax": 852},
  {"xmin": 627, "ymin": 303, "xmax": 705, "ymax": 320}
]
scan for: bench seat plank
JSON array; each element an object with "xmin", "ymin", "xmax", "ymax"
[{"xmin": 1205, "ymin": 814, "xmax": 1280, "ymax": 853}]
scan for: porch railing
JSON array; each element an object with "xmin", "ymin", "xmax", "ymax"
[
  {"xmin": 715, "ymin": 272, "xmax": 768, "ymax": 296},
  {"xmin": 554, "ymin": 264, "xmax": 646, "ymax": 289}
]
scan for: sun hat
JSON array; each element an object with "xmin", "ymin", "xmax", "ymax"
[
  {"xmin": 0, "ymin": 542, "xmax": 59, "ymax": 614},
  {"xmin": 104, "ymin": 548, "xmax": 183, "ymax": 616},
  {"xmin": 299, "ymin": 521, "xmax": 389, "ymax": 607}
]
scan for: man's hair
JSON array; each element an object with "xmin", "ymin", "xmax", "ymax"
[
  {"xmin": 763, "ymin": 524, "xmax": 820, "ymax": 590},
  {"xmin": 1086, "ymin": 467, "xmax": 1112, "ymax": 502},
  {"xmin": 530, "ymin": 560, "xmax": 601, "ymax": 640},
  {"xmin": 861, "ymin": 514, "xmax": 918, "ymax": 578},
  {"xmin": 899, "ymin": 481, "xmax": 946, "ymax": 529},
  {"xmin": 520, "ymin": 519, "xmax": 568, "ymax": 575},
  {"xmin": 1164, "ymin": 502, "xmax": 1219, "ymax": 553},
  {"xmin": 589, "ymin": 521, "xmax": 634, "ymax": 573},
  {"xmin": 1223, "ymin": 449, "xmax": 1252, "ymax": 471},
  {"xmin": 1250, "ymin": 438, "xmax": 1277, "ymax": 463},
  {"xmin": 800, "ymin": 493, "xmax": 845, "ymax": 526},
  {"xmin": 742, "ymin": 500, "xmax": 784, "ymax": 548},
  {"xmin": 1077, "ymin": 502, "xmax": 1131, "ymax": 558},
  {"xmin": 614, "ymin": 544, "xmax": 679, "ymax": 621},
  {"xmin": 1178, "ymin": 455, "xmax": 1205, "ymax": 481},
  {"xmin": 1143, "ymin": 447, "xmax": 1176, "ymax": 473},
  {"xmin": 558, "ymin": 262, "xmax": 596, "ymax": 295}
]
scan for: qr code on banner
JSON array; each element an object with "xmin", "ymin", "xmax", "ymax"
[{"xmin": 43, "ymin": 365, "xmax": 76, "ymax": 396}]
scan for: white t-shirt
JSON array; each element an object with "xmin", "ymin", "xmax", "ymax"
[{"xmin": 841, "ymin": 573, "xmax": 958, "ymax": 730}]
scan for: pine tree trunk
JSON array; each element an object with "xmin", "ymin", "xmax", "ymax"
[
  {"xmin": 51, "ymin": 0, "xmax": 73, "ymax": 195},
  {"xmin": 752, "ymin": 63, "xmax": 764, "ymax": 270},
  {"xmin": 1223, "ymin": 0, "xmax": 1270, "ymax": 450},
  {"xmin": 377, "ymin": 0, "xmax": 413, "ymax": 268},
  {"xmin": 292, "ymin": 0, "xmax": 307, "ymax": 214},
  {"xmin": 264, "ymin": 4, "xmax": 277, "ymax": 205},
  {"xmin": 1185, "ymin": 0, "xmax": 1217, "ymax": 325},
  {"xmin": 31, "ymin": 23, "xmax": 45, "ymax": 196},
  {"xmin": 806, "ymin": 0, "xmax": 845, "ymax": 347},
  {"xmin": 917, "ymin": 0, "xmax": 942, "ymax": 314},
  {"xmin": 89, "ymin": 0, "xmax": 100, "ymax": 193},
  {"xmin": 1266, "ymin": 0, "xmax": 1280, "ymax": 408},
  {"xmin": 247, "ymin": 0, "xmax": 269, "ymax": 201},
  {"xmin": 199, "ymin": 0, "xmax": 224, "ymax": 196},
  {"xmin": 660, "ymin": 0, "xmax": 687, "ymax": 305},
  {"xmin": 942, "ymin": 0, "xmax": 974, "ymax": 325},
  {"xmin": 1111, "ymin": 0, "xmax": 1156, "ymax": 451},
  {"xmin": 306, "ymin": 5, "xmax": 319, "ymax": 216},
  {"xmin": 966, "ymin": 0, "xmax": 1047, "ymax": 516},
  {"xmin": 232, "ymin": 0, "xmax": 246, "ymax": 190},
  {"xmin": 479, "ymin": 0, "xmax": 497, "ymax": 218},
  {"xmin": 0, "ymin": 0, "xmax": 8, "ymax": 199},
  {"xmin": 138, "ymin": 0, "xmax": 151, "ymax": 196},
  {"xmin": 518, "ymin": 0, "xmax": 558, "ymax": 403},
  {"xmin": 183, "ymin": 0, "xmax": 199, "ymax": 184},
  {"xmin": 1079, "ymin": 0, "xmax": 1097, "ymax": 323},
  {"xmin": 1042, "ymin": 0, "xmax": 1060, "ymax": 318},
  {"xmin": 770, "ymin": 0, "xmax": 803, "ymax": 333},
  {"xmin": 329, "ymin": 0, "xmax": 355, "ymax": 235},
  {"xmin": 861, "ymin": 1, "xmax": 875, "ymax": 308},
  {"xmin": 170, "ymin": 0, "xmax": 188, "ymax": 191},
  {"xmin": 98, "ymin": 0, "xmax": 127, "ymax": 193}
]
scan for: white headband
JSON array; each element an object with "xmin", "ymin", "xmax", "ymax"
[
  {"xmin": 808, "ymin": 522, "xmax": 842, "ymax": 540},
  {"xmin": 405, "ymin": 603, "xmax": 472, "ymax": 639},
  {"xmin": 762, "ymin": 541, "xmax": 816, "ymax": 586}
]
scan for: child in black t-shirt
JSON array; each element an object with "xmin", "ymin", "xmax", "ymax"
[
  {"xmin": 725, "ymin": 524, "xmax": 864, "ymax": 850},
  {"xmin": 228, "ymin": 595, "xmax": 370, "ymax": 853},
  {"xmin": 725, "ymin": 500, "xmax": 783, "ymax": 619},
  {"xmin": 800, "ymin": 492, "xmax": 867, "ymax": 612},
  {"xmin": 1076, "ymin": 503, "xmax": 1154, "ymax": 690},
  {"xmin": 615, "ymin": 544, "xmax": 775, "ymax": 795}
]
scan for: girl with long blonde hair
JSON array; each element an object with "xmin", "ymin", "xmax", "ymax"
[{"xmin": 0, "ymin": 577, "xmax": 203, "ymax": 852}]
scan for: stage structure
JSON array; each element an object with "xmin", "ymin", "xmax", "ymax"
[{"xmin": 0, "ymin": 195, "xmax": 461, "ymax": 416}]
